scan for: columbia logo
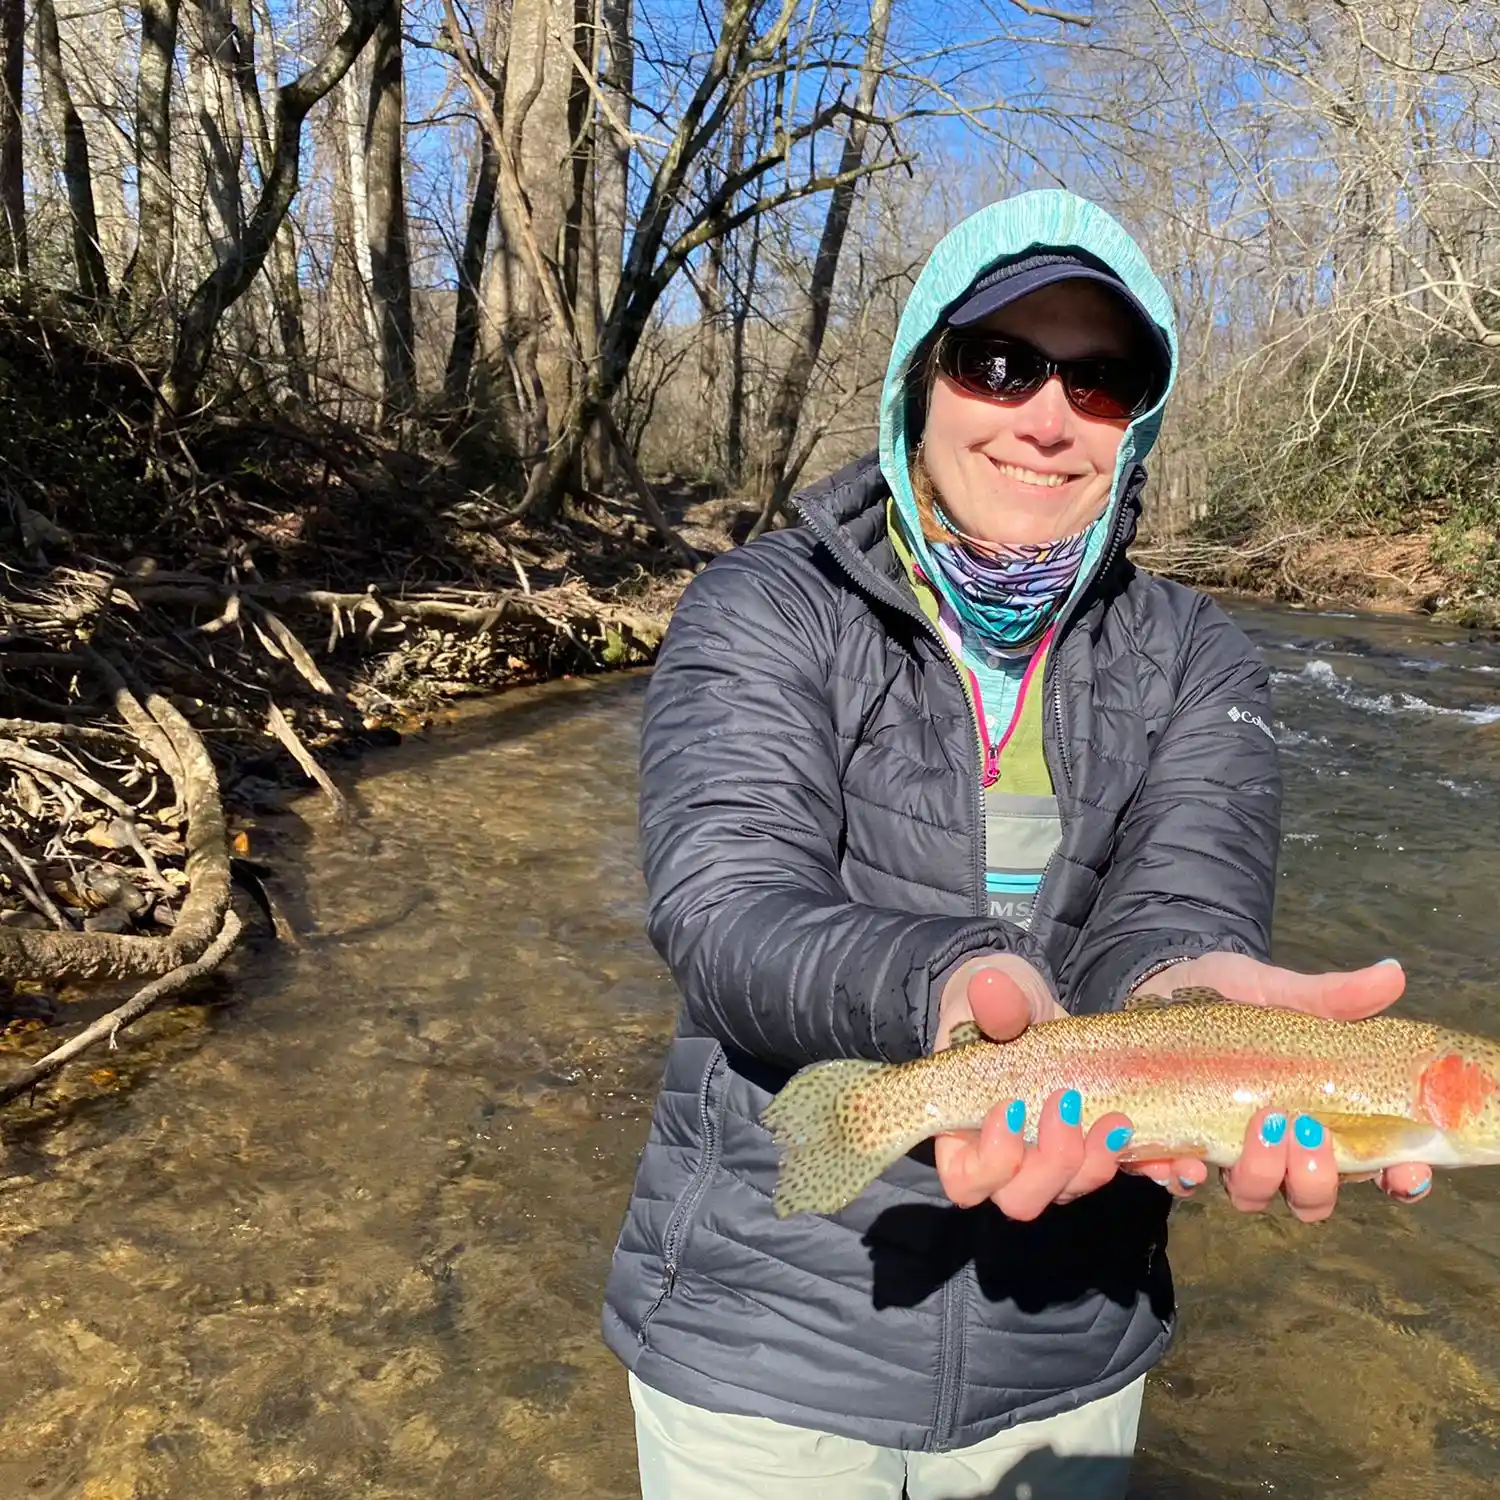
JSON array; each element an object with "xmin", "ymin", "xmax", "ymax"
[{"xmin": 1228, "ymin": 706, "xmax": 1275, "ymax": 740}]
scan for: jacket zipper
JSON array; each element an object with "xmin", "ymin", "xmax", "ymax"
[
  {"xmin": 637, "ymin": 1048, "xmax": 726, "ymax": 1344},
  {"xmin": 930, "ymin": 1263, "xmax": 971, "ymax": 1451}
]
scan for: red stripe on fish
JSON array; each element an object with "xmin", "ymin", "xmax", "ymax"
[
  {"xmin": 1072, "ymin": 1048, "xmax": 1325, "ymax": 1090},
  {"xmin": 1418, "ymin": 1052, "xmax": 1498, "ymax": 1130}
]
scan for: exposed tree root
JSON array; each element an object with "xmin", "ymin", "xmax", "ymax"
[
  {"xmin": 117, "ymin": 573, "xmax": 665, "ymax": 648},
  {"xmin": 0, "ymin": 665, "xmax": 232, "ymax": 985},
  {"xmin": 0, "ymin": 909, "xmax": 243, "ymax": 1106}
]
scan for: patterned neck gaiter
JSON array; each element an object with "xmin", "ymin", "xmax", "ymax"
[{"xmin": 923, "ymin": 503, "xmax": 1094, "ymax": 650}]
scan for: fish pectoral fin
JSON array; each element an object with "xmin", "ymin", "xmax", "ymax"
[
  {"xmin": 1117, "ymin": 1141, "xmax": 1211, "ymax": 1164},
  {"xmin": 1317, "ymin": 1112, "xmax": 1438, "ymax": 1168},
  {"xmin": 943, "ymin": 1021, "xmax": 989, "ymax": 1050},
  {"xmin": 1120, "ymin": 983, "xmax": 1231, "ymax": 1012}
]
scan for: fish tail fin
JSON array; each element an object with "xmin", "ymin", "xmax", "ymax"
[{"xmin": 762, "ymin": 1057, "xmax": 925, "ymax": 1219}]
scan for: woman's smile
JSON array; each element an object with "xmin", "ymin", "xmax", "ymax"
[{"xmin": 984, "ymin": 456, "xmax": 1087, "ymax": 491}]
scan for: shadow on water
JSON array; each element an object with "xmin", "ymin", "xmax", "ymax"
[{"xmin": 2, "ymin": 612, "xmax": 1500, "ymax": 1497}]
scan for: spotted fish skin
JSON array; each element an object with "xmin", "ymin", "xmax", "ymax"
[{"xmin": 760, "ymin": 990, "xmax": 1500, "ymax": 1218}]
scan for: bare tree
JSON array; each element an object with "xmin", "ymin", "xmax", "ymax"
[
  {"xmin": 444, "ymin": 0, "xmax": 910, "ymax": 518},
  {"xmin": 749, "ymin": 0, "xmax": 892, "ymax": 535},
  {"xmin": 444, "ymin": 111, "xmax": 502, "ymax": 410},
  {"xmin": 35, "ymin": 0, "xmax": 107, "ymax": 299},
  {"xmin": 124, "ymin": 0, "xmax": 182, "ymax": 310},
  {"xmin": 230, "ymin": 0, "xmax": 312, "ymax": 397},
  {"xmin": 161, "ymin": 0, "xmax": 387, "ymax": 412},
  {"xmin": 366, "ymin": 0, "xmax": 417, "ymax": 414},
  {"xmin": 0, "ymin": 0, "xmax": 25, "ymax": 273},
  {"xmin": 594, "ymin": 0, "xmax": 632, "ymax": 318},
  {"xmin": 192, "ymin": 0, "xmax": 245, "ymax": 267}
]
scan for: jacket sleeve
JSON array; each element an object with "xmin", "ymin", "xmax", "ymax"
[
  {"xmin": 639, "ymin": 541, "xmax": 1053, "ymax": 1071},
  {"xmin": 1065, "ymin": 592, "xmax": 1283, "ymax": 1015}
]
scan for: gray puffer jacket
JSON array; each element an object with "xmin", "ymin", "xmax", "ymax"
[{"xmin": 602, "ymin": 453, "xmax": 1282, "ymax": 1453}]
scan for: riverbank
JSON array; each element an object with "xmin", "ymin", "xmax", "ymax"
[
  {"xmin": 0, "ymin": 305, "xmax": 749, "ymax": 1094},
  {"xmin": 1138, "ymin": 528, "xmax": 1500, "ymax": 631}
]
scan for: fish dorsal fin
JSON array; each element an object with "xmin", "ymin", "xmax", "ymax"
[
  {"xmin": 1122, "ymin": 983, "xmax": 1232, "ymax": 1011},
  {"xmin": 944, "ymin": 1020, "xmax": 989, "ymax": 1049},
  {"xmin": 1120, "ymin": 991, "xmax": 1173, "ymax": 1012}
]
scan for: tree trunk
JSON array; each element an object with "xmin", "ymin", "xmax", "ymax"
[
  {"xmin": 479, "ymin": 0, "xmax": 580, "ymax": 485},
  {"xmin": 231, "ymin": 0, "xmax": 310, "ymax": 399},
  {"xmin": 447, "ymin": 0, "xmax": 900, "ymax": 519},
  {"xmin": 72, "ymin": 0, "xmax": 134, "ymax": 283},
  {"xmin": 750, "ymin": 0, "xmax": 891, "ymax": 536},
  {"xmin": 337, "ymin": 60, "xmax": 382, "ymax": 379},
  {"xmin": 595, "ymin": 0, "xmax": 632, "ymax": 322},
  {"xmin": 125, "ymin": 0, "xmax": 182, "ymax": 309},
  {"xmin": 35, "ymin": 0, "xmax": 107, "ymax": 300},
  {"xmin": 567, "ymin": 0, "xmax": 600, "ymax": 492},
  {"xmin": 0, "ymin": 0, "xmax": 26, "ymax": 274},
  {"xmin": 161, "ymin": 0, "xmax": 385, "ymax": 414},
  {"xmin": 725, "ymin": 212, "xmax": 760, "ymax": 486},
  {"xmin": 695, "ymin": 229, "xmax": 723, "ymax": 473},
  {"xmin": 365, "ymin": 0, "xmax": 416, "ymax": 417},
  {"xmin": 444, "ymin": 119, "xmax": 501, "ymax": 410},
  {"xmin": 194, "ymin": 0, "xmax": 245, "ymax": 267},
  {"xmin": 723, "ymin": 91, "xmax": 757, "ymax": 487}
]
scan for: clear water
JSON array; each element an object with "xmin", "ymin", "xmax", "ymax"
[{"xmin": 2, "ymin": 605, "xmax": 1500, "ymax": 1499}]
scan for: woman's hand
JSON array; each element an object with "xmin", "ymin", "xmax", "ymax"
[
  {"xmin": 932, "ymin": 958, "xmax": 1137, "ymax": 1220},
  {"xmin": 1125, "ymin": 952, "xmax": 1434, "ymax": 1214}
]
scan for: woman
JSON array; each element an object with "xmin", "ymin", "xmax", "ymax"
[{"xmin": 602, "ymin": 190, "xmax": 1430, "ymax": 1498}]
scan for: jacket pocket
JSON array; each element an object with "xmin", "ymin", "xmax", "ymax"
[{"xmin": 638, "ymin": 1045, "xmax": 728, "ymax": 1345}]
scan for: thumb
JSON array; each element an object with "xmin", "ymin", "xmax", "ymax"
[
  {"xmin": 1262, "ymin": 958, "xmax": 1406, "ymax": 1020},
  {"xmin": 968, "ymin": 962, "xmax": 1063, "ymax": 1040}
]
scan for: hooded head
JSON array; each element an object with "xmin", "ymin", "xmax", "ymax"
[{"xmin": 881, "ymin": 191, "xmax": 1179, "ymax": 649}]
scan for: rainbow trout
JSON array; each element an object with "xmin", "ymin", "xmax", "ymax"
[{"xmin": 761, "ymin": 987, "xmax": 1500, "ymax": 1218}]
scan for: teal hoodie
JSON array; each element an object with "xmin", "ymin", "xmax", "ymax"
[{"xmin": 879, "ymin": 190, "xmax": 1180, "ymax": 724}]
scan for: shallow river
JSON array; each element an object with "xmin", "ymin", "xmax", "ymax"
[{"xmin": 3, "ymin": 601, "xmax": 1500, "ymax": 1500}]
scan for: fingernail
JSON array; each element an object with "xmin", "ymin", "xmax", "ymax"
[
  {"xmin": 1377, "ymin": 957, "xmax": 1401, "ymax": 968},
  {"xmin": 1178, "ymin": 1176, "xmax": 1196, "ymax": 1190},
  {"xmin": 1260, "ymin": 1112, "xmax": 1288, "ymax": 1146},
  {"xmin": 1105, "ymin": 1126, "xmax": 1133, "ymax": 1152},
  {"xmin": 1059, "ymin": 1089, "xmax": 1082, "ymax": 1127},
  {"xmin": 1150, "ymin": 1176, "xmax": 1171, "ymax": 1189},
  {"xmin": 1404, "ymin": 1175, "xmax": 1432, "ymax": 1200},
  {"xmin": 1005, "ymin": 1099, "xmax": 1026, "ymax": 1134},
  {"xmin": 1295, "ymin": 1114, "xmax": 1324, "ymax": 1149}
]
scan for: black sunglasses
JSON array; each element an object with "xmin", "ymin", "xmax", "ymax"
[{"xmin": 937, "ymin": 332, "xmax": 1158, "ymax": 421}]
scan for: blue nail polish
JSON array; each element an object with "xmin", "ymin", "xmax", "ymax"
[
  {"xmin": 1005, "ymin": 1099, "xmax": 1026, "ymax": 1134},
  {"xmin": 1105, "ymin": 1126, "xmax": 1133, "ymax": 1152},
  {"xmin": 1406, "ymin": 1177, "xmax": 1432, "ymax": 1199},
  {"xmin": 1059, "ymin": 1090, "xmax": 1082, "ymax": 1127},
  {"xmin": 1260, "ymin": 1112, "xmax": 1288, "ymax": 1146},
  {"xmin": 1178, "ymin": 1176, "xmax": 1197, "ymax": 1190},
  {"xmin": 1295, "ymin": 1114, "xmax": 1324, "ymax": 1149}
]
